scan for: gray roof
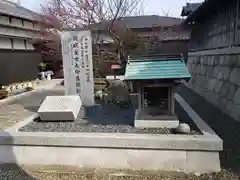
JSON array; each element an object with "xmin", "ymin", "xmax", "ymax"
[
  {"xmin": 118, "ymin": 15, "xmax": 183, "ymax": 29},
  {"xmin": 184, "ymin": 0, "xmax": 219, "ymax": 24},
  {"xmin": 181, "ymin": 3, "xmax": 202, "ymax": 17},
  {"xmin": 88, "ymin": 15, "xmax": 183, "ymax": 30},
  {"xmin": 64, "ymin": 15, "xmax": 189, "ymax": 41},
  {"xmin": 0, "ymin": 0, "xmax": 42, "ymax": 22}
]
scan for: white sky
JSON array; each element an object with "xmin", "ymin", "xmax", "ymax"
[{"xmin": 18, "ymin": 0, "xmax": 204, "ymax": 18}]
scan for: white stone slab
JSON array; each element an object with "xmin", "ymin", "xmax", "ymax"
[
  {"xmin": 38, "ymin": 96, "xmax": 82, "ymax": 121},
  {"xmin": 134, "ymin": 110, "xmax": 179, "ymax": 128},
  {"xmin": 135, "ymin": 119, "xmax": 179, "ymax": 129}
]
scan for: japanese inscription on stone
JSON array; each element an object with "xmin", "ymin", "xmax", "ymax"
[
  {"xmin": 61, "ymin": 30, "xmax": 94, "ymax": 106},
  {"xmin": 71, "ymin": 35, "xmax": 81, "ymax": 95}
]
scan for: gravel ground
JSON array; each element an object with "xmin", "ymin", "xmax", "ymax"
[
  {"xmin": 0, "ymin": 104, "xmax": 34, "ymax": 131},
  {"xmin": 0, "ymin": 165, "xmax": 239, "ymax": 180},
  {"xmin": 20, "ymin": 122, "xmax": 174, "ymax": 134},
  {"xmin": 0, "ymin": 87, "xmax": 64, "ymax": 132},
  {"xmin": 19, "ymin": 102, "xmax": 200, "ymax": 135},
  {"xmin": 1, "ymin": 84, "xmax": 201, "ymax": 135},
  {"xmin": 9, "ymin": 88, "xmax": 64, "ymax": 113},
  {"xmin": 19, "ymin": 105, "xmax": 173, "ymax": 134}
]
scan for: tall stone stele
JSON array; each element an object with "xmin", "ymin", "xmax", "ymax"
[{"xmin": 61, "ymin": 30, "xmax": 95, "ymax": 107}]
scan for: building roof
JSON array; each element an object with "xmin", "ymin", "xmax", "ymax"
[
  {"xmin": 84, "ymin": 15, "xmax": 190, "ymax": 41},
  {"xmin": 181, "ymin": 3, "xmax": 202, "ymax": 17},
  {"xmin": 183, "ymin": 0, "xmax": 219, "ymax": 24},
  {"xmin": 118, "ymin": 15, "xmax": 183, "ymax": 29},
  {"xmin": 124, "ymin": 58, "xmax": 191, "ymax": 80},
  {"xmin": 88, "ymin": 15, "xmax": 183, "ymax": 31},
  {"xmin": 0, "ymin": 0, "xmax": 43, "ymax": 22}
]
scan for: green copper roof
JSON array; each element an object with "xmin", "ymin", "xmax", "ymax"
[{"xmin": 124, "ymin": 58, "xmax": 191, "ymax": 80}]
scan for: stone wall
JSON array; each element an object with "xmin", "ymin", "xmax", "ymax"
[{"xmin": 187, "ymin": 47, "xmax": 240, "ymax": 122}]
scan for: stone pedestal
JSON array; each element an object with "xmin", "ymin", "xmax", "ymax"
[
  {"xmin": 38, "ymin": 96, "xmax": 82, "ymax": 121},
  {"xmin": 134, "ymin": 110, "xmax": 179, "ymax": 129},
  {"xmin": 81, "ymin": 104, "xmax": 102, "ymax": 117}
]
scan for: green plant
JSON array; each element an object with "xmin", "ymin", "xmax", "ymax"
[{"xmin": 39, "ymin": 62, "xmax": 47, "ymax": 71}]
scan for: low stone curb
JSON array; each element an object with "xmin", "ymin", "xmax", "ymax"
[
  {"xmin": 2, "ymin": 116, "xmax": 222, "ymax": 151},
  {"xmin": 174, "ymin": 93, "xmax": 218, "ymax": 136},
  {"xmin": 1, "ymin": 93, "xmax": 223, "ymax": 151},
  {"xmin": 0, "ymin": 92, "xmax": 223, "ymax": 173}
]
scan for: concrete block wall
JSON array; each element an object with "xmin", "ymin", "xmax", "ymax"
[{"xmin": 187, "ymin": 48, "xmax": 240, "ymax": 122}]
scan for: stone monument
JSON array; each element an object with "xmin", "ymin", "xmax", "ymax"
[
  {"xmin": 37, "ymin": 30, "xmax": 96, "ymax": 122},
  {"xmin": 61, "ymin": 30, "xmax": 95, "ymax": 107}
]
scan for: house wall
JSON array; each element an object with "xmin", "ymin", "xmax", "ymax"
[
  {"xmin": 0, "ymin": 8, "xmax": 46, "ymax": 85},
  {"xmin": 23, "ymin": 21, "xmax": 33, "ymax": 29},
  {"xmin": 0, "ymin": 14, "xmax": 38, "ymax": 31},
  {"xmin": 26, "ymin": 41, "xmax": 34, "ymax": 50},
  {"xmin": 0, "ymin": 26, "xmax": 41, "ymax": 39},
  {"xmin": 0, "ymin": 14, "xmax": 42, "ymax": 39},
  {"xmin": 187, "ymin": 47, "xmax": 240, "ymax": 122},
  {"xmin": 0, "ymin": 36, "xmax": 40, "ymax": 85},
  {"xmin": 189, "ymin": 0, "xmax": 239, "ymax": 51},
  {"xmin": 11, "ymin": 17, "xmax": 22, "ymax": 27},
  {"xmin": 0, "ymin": 50, "xmax": 41, "ymax": 85},
  {"xmin": 186, "ymin": 0, "xmax": 240, "ymax": 122},
  {"xmin": 13, "ymin": 39, "xmax": 25, "ymax": 49},
  {"xmin": 151, "ymin": 40, "xmax": 189, "ymax": 57},
  {"xmin": 0, "ymin": 37, "xmax": 11, "ymax": 49},
  {"xmin": 0, "ymin": 37, "xmax": 35, "ymax": 50},
  {"xmin": 0, "ymin": 15, "xmax": 9, "ymax": 25}
]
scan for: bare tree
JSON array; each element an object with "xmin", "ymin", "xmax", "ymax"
[
  {"xmin": 161, "ymin": 8, "xmax": 171, "ymax": 17},
  {"xmin": 41, "ymin": 0, "xmax": 146, "ymax": 68}
]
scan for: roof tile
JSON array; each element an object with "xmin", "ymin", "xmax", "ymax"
[
  {"xmin": 0, "ymin": 0, "xmax": 42, "ymax": 21},
  {"xmin": 124, "ymin": 58, "xmax": 191, "ymax": 80}
]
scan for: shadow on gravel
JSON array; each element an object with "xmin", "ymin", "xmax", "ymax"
[
  {"xmin": 23, "ymin": 106, "xmax": 40, "ymax": 113},
  {"xmin": 0, "ymin": 132, "xmax": 35, "ymax": 180},
  {"xmin": 83, "ymin": 102, "xmax": 135, "ymax": 126}
]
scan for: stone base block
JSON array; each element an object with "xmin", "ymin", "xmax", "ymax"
[
  {"xmin": 77, "ymin": 104, "xmax": 102, "ymax": 118},
  {"xmin": 134, "ymin": 110, "xmax": 179, "ymax": 128},
  {"xmin": 135, "ymin": 119, "xmax": 179, "ymax": 129},
  {"xmin": 186, "ymin": 151, "xmax": 221, "ymax": 173},
  {"xmin": 84, "ymin": 104, "xmax": 102, "ymax": 116},
  {"xmin": 38, "ymin": 95, "xmax": 82, "ymax": 121},
  {"xmin": 0, "ymin": 146, "xmax": 221, "ymax": 173}
]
